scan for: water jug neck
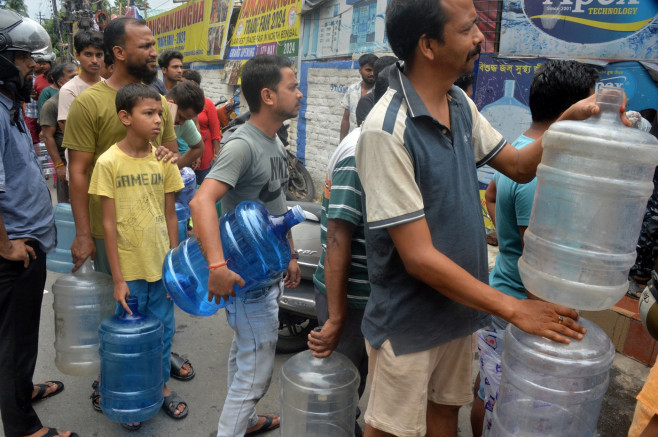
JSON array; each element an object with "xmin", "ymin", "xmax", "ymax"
[
  {"xmin": 503, "ymin": 80, "xmax": 515, "ymax": 98},
  {"xmin": 269, "ymin": 205, "xmax": 306, "ymax": 239},
  {"xmin": 590, "ymin": 85, "xmax": 624, "ymax": 125},
  {"xmin": 125, "ymin": 297, "xmax": 140, "ymax": 318},
  {"xmin": 76, "ymin": 258, "xmax": 94, "ymax": 275}
]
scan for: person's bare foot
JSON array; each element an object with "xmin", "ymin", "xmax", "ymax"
[{"xmin": 25, "ymin": 426, "xmax": 73, "ymax": 437}]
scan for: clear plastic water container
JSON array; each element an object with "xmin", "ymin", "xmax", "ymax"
[
  {"xmin": 518, "ymin": 86, "xmax": 658, "ymax": 310},
  {"xmin": 175, "ymin": 201, "xmax": 189, "ymax": 244},
  {"xmin": 490, "ymin": 318, "xmax": 614, "ymax": 437},
  {"xmin": 163, "ymin": 201, "xmax": 306, "ymax": 316},
  {"xmin": 37, "ymin": 142, "xmax": 54, "ymax": 177},
  {"xmin": 98, "ymin": 297, "xmax": 164, "ymax": 423},
  {"xmin": 280, "ymin": 350, "xmax": 360, "ymax": 437},
  {"xmin": 177, "ymin": 167, "xmax": 197, "ymax": 206},
  {"xmin": 52, "ymin": 258, "xmax": 115, "ymax": 376},
  {"xmin": 47, "ymin": 202, "xmax": 76, "ymax": 273}
]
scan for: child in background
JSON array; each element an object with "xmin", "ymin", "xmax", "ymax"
[{"xmin": 88, "ymin": 83, "xmax": 187, "ymax": 430}]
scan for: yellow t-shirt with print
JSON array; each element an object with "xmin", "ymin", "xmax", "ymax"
[
  {"xmin": 62, "ymin": 81, "xmax": 177, "ymax": 239},
  {"xmin": 88, "ymin": 144, "xmax": 184, "ymax": 282}
]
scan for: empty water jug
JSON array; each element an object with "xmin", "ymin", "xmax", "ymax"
[
  {"xmin": 175, "ymin": 201, "xmax": 189, "ymax": 244},
  {"xmin": 280, "ymin": 349, "xmax": 360, "ymax": 437},
  {"xmin": 47, "ymin": 203, "xmax": 76, "ymax": 273},
  {"xmin": 52, "ymin": 258, "xmax": 115, "ymax": 376},
  {"xmin": 518, "ymin": 86, "xmax": 658, "ymax": 310},
  {"xmin": 163, "ymin": 201, "xmax": 306, "ymax": 316},
  {"xmin": 177, "ymin": 167, "xmax": 197, "ymax": 206},
  {"xmin": 490, "ymin": 318, "xmax": 614, "ymax": 437},
  {"xmin": 99, "ymin": 297, "xmax": 164, "ymax": 424}
]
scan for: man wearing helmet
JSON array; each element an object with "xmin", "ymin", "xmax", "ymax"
[{"xmin": 0, "ymin": 11, "xmax": 79, "ymax": 437}]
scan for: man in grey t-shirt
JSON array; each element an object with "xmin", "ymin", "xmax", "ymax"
[{"xmin": 190, "ymin": 55, "xmax": 302, "ymax": 437}]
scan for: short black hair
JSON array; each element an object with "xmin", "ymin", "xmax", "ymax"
[
  {"xmin": 103, "ymin": 49, "xmax": 114, "ymax": 67},
  {"xmin": 374, "ymin": 64, "xmax": 396, "ymax": 103},
  {"xmin": 104, "ymin": 17, "xmax": 148, "ymax": 55},
  {"xmin": 182, "ymin": 69, "xmax": 201, "ymax": 85},
  {"xmin": 48, "ymin": 62, "xmax": 77, "ymax": 85},
  {"xmin": 359, "ymin": 53, "xmax": 378, "ymax": 68},
  {"xmin": 385, "ymin": 0, "xmax": 448, "ymax": 63},
  {"xmin": 373, "ymin": 56, "xmax": 398, "ymax": 77},
  {"xmin": 74, "ymin": 30, "xmax": 104, "ymax": 55},
  {"xmin": 529, "ymin": 60, "xmax": 598, "ymax": 123},
  {"xmin": 116, "ymin": 83, "xmax": 161, "ymax": 114},
  {"xmin": 158, "ymin": 50, "xmax": 183, "ymax": 69},
  {"xmin": 454, "ymin": 73, "xmax": 475, "ymax": 92},
  {"xmin": 241, "ymin": 54, "xmax": 292, "ymax": 113},
  {"xmin": 167, "ymin": 81, "xmax": 205, "ymax": 114}
]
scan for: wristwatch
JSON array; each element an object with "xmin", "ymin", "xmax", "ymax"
[{"xmin": 291, "ymin": 252, "xmax": 299, "ymax": 260}]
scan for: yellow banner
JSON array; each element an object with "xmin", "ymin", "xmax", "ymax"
[
  {"xmin": 226, "ymin": 0, "xmax": 302, "ymax": 60},
  {"xmin": 147, "ymin": 0, "xmax": 234, "ymax": 62}
]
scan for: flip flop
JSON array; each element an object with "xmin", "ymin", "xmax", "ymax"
[
  {"xmin": 121, "ymin": 422, "xmax": 142, "ymax": 431},
  {"xmin": 42, "ymin": 427, "xmax": 80, "ymax": 437},
  {"xmin": 245, "ymin": 414, "xmax": 280, "ymax": 436},
  {"xmin": 90, "ymin": 379, "xmax": 102, "ymax": 412},
  {"xmin": 170, "ymin": 352, "xmax": 195, "ymax": 381},
  {"xmin": 162, "ymin": 391, "xmax": 188, "ymax": 420},
  {"xmin": 31, "ymin": 381, "xmax": 64, "ymax": 402}
]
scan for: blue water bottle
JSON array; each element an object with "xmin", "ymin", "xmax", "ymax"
[
  {"xmin": 98, "ymin": 297, "xmax": 164, "ymax": 423},
  {"xmin": 177, "ymin": 167, "xmax": 197, "ymax": 206},
  {"xmin": 162, "ymin": 201, "xmax": 306, "ymax": 316},
  {"xmin": 175, "ymin": 201, "xmax": 190, "ymax": 244},
  {"xmin": 46, "ymin": 203, "xmax": 76, "ymax": 273}
]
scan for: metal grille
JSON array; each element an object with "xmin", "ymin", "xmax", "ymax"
[{"xmin": 474, "ymin": 0, "xmax": 502, "ymax": 53}]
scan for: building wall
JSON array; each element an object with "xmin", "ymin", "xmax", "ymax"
[{"xmin": 190, "ymin": 62, "xmax": 237, "ymax": 103}]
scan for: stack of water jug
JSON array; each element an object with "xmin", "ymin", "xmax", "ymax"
[{"xmin": 489, "ymin": 86, "xmax": 658, "ymax": 436}]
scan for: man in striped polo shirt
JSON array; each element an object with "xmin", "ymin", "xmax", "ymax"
[{"xmin": 354, "ymin": 0, "xmax": 625, "ymax": 436}]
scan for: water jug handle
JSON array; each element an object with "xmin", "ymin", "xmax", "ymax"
[{"xmin": 75, "ymin": 258, "xmax": 94, "ymax": 275}]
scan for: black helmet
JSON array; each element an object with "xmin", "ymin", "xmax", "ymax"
[{"xmin": 0, "ymin": 10, "xmax": 53, "ymax": 57}]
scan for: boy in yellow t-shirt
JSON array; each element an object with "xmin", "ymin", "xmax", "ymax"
[{"xmin": 89, "ymin": 83, "xmax": 186, "ymax": 430}]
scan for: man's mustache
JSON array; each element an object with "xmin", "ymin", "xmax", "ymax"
[{"xmin": 467, "ymin": 45, "xmax": 482, "ymax": 61}]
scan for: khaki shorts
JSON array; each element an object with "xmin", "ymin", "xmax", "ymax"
[{"xmin": 364, "ymin": 335, "xmax": 476, "ymax": 437}]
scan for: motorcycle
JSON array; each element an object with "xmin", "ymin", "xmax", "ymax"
[
  {"xmin": 219, "ymin": 109, "xmax": 316, "ymax": 203},
  {"xmin": 277, "ymin": 201, "xmax": 321, "ymax": 353}
]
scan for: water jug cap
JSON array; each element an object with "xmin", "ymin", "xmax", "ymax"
[
  {"xmin": 75, "ymin": 258, "xmax": 94, "ymax": 275},
  {"xmin": 594, "ymin": 85, "xmax": 624, "ymax": 121}
]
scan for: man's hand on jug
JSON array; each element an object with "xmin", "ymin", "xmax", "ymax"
[
  {"xmin": 560, "ymin": 92, "xmax": 632, "ymax": 127},
  {"xmin": 71, "ymin": 234, "xmax": 96, "ymax": 273},
  {"xmin": 207, "ymin": 263, "xmax": 244, "ymax": 304},
  {"xmin": 510, "ymin": 299, "xmax": 586, "ymax": 344}
]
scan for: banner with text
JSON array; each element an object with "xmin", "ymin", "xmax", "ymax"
[
  {"xmin": 147, "ymin": 0, "xmax": 234, "ymax": 62},
  {"xmin": 499, "ymin": 0, "xmax": 658, "ymax": 61},
  {"xmin": 226, "ymin": 0, "xmax": 303, "ymax": 61}
]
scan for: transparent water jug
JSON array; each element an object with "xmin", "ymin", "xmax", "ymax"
[
  {"xmin": 52, "ymin": 258, "xmax": 115, "ymax": 376},
  {"xmin": 175, "ymin": 201, "xmax": 189, "ymax": 244},
  {"xmin": 162, "ymin": 201, "xmax": 306, "ymax": 316},
  {"xmin": 177, "ymin": 167, "xmax": 197, "ymax": 206},
  {"xmin": 490, "ymin": 318, "xmax": 614, "ymax": 437},
  {"xmin": 46, "ymin": 203, "xmax": 76, "ymax": 273},
  {"xmin": 280, "ymin": 349, "xmax": 360, "ymax": 437},
  {"xmin": 99, "ymin": 296, "xmax": 164, "ymax": 423},
  {"xmin": 518, "ymin": 86, "xmax": 658, "ymax": 310}
]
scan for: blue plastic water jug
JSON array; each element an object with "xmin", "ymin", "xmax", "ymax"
[
  {"xmin": 177, "ymin": 167, "xmax": 197, "ymax": 206},
  {"xmin": 175, "ymin": 201, "xmax": 189, "ymax": 244},
  {"xmin": 98, "ymin": 297, "xmax": 164, "ymax": 424},
  {"xmin": 46, "ymin": 203, "xmax": 76, "ymax": 273},
  {"xmin": 162, "ymin": 201, "xmax": 306, "ymax": 316}
]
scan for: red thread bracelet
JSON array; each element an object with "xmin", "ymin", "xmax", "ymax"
[{"xmin": 208, "ymin": 260, "xmax": 228, "ymax": 270}]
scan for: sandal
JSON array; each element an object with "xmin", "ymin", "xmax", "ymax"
[
  {"xmin": 42, "ymin": 428, "xmax": 80, "ymax": 437},
  {"xmin": 90, "ymin": 379, "xmax": 102, "ymax": 412},
  {"xmin": 121, "ymin": 422, "xmax": 142, "ymax": 431},
  {"xmin": 245, "ymin": 414, "xmax": 280, "ymax": 436},
  {"xmin": 162, "ymin": 391, "xmax": 188, "ymax": 420},
  {"xmin": 170, "ymin": 352, "xmax": 195, "ymax": 381},
  {"xmin": 32, "ymin": 381, "xmax": 64, "ymax": 402}
]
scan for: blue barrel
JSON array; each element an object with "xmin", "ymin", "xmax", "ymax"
[
  {"xmin": 47, "ymin": 203, "xmax": 76, "ymax": 273},
  {"xmin": 99, "ymin": 297, "xmax": 164, "ymax": 423},
  {"xmin": 162, "ymin": 201, "xmax": 306, "ymax": 316},
  {"xmin": 175, "ymin": 202, "xmax": 190, "ymax": 244}
]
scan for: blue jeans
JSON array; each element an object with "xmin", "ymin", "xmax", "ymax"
[
  {"xmin": 115, "ymin": 279, "xmax": 174, "ymax": 383},
  {"xmin": 217, "ymin": 283, "xmax": 281, "ymax": 437}
]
